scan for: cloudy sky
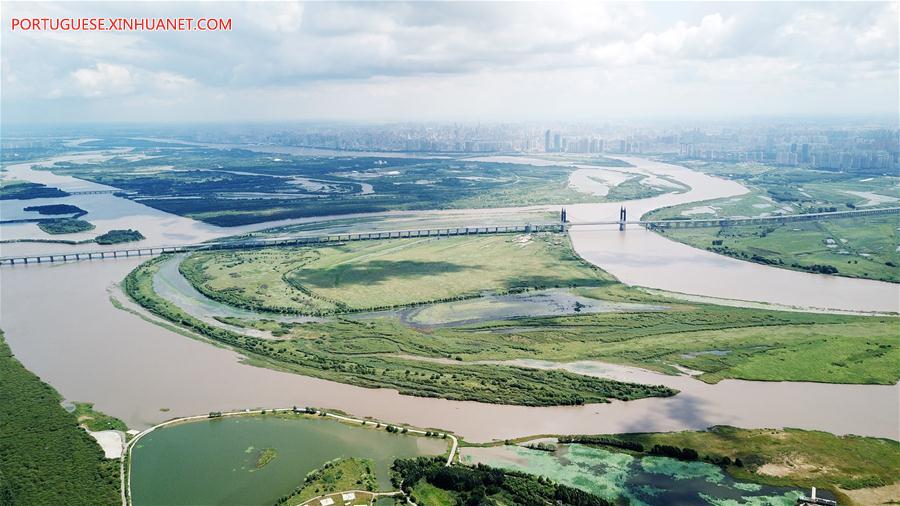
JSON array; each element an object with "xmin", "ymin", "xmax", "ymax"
[{"xmin": 2, "ymin": 1, "xmax": 897, "ymax": 124}]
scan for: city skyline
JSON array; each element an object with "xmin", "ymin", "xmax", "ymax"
[{"xmin": 2, "ymin": 1, "xmax": 898, "ymax": 124}]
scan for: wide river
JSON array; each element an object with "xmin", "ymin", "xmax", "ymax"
[{"xmin": 0, "ymin": 147, "xmax": 897, "ymax": 442}]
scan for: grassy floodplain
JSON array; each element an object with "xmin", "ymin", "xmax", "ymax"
[
  {"xmin": 0, "ymin": 331, "xmax": 120, "ymax": 505},
  {"xmin": 180, "ymin": 234, "xmax": 612, "ymax": 314}
]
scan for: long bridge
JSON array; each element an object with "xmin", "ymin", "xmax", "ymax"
[
  {"xmin": 1, "ymin": 206, "xmax": 896, "ymax": 266},
  {"xmin": 66, "ymin": 189, "xmax": 122, "ymax": 195},
  {"xmin": 574, "ymin": 205, "xmax": 900, "ymax": 229},
  {"xmin": 0, "ymin": 224, "xmax": 564, "ymax": 265}
]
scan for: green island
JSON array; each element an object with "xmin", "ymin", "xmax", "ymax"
[
  {"xmin": 276, "ymin": 457, "xmax": 377, "ymax": 505},
  {"xmin": 394, "ymin": 456, "xmax": 613, "ymax": 506},
  {"xmin": 37, "ymin": 217, "xmax": 96, "ymax": 234},
  {"xmin": 0, "ymin": 331, "xmax": 120, "ymax": 505},
  {"xmin": 0, "ymin": 179, "xmax": 69, "ymax": 200},
  {"xmin": 255, "ymin": 447, "xmax": 278, "ymax": 469},
  {"xmin": 23, "ymin": 203, "xmax": 86, "ymax": 215},
  {"xmin": 646, "ymin": 160, "xmax": 900, "ymax": 282},
  {"xmin": 94, "ymin": 228, "xmax": 145, "ymax": 245}
]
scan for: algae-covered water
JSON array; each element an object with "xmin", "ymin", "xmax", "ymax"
[
  {"xmin": 461, "ymin": 444, "xmax": 815, "ymax": 506},
  {"xmin": 130, "ymin": 415, "xmax": 446, "ymax": 505}
]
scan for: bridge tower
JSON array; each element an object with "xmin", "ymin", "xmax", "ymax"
[
  {"xmin": 561, "ymin": 208, "xmax": 567, "ymax": 223},
  {"xmin": 619, "ymin": 207, "xmax": 627, "ymax": 231}
]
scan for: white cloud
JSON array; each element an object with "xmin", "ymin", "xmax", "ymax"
[
  {"xmin": 71, "ymin": 63, "xmax": 134, "ymax": 97},
  {"xmin": 0, "ymin": 1, "xmax": 896, "ymax": 122}
]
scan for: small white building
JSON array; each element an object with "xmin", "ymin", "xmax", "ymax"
[
  {"xmin": 341, "ymin": 492, "xmax": 356, "ymax": 502},
  {"xmin": 319, "ymin": 498, "xmax": 334, "ymax": 506}
]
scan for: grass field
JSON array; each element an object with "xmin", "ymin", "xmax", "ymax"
[
  {"xmin": 566, "ymin": 425, "xmax": 900, "ymax": 498},
  {"xmin": 181, "ymin": 234, "xmax": 612, "ymax": 314},
  {"xmin": 277, "ymin": 458, "xmax": 377, "ymax": 506},
  {"xmin": 0, "ymin": 331, "xmax": 120, "ymax": 505}
]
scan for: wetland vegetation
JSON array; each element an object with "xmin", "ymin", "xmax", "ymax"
[
  {"xmin": 561, "ymin": 426, "xmax": 900, "ymax": 493},
  {"xmin": 40, "ymin": 145, "xmax": 609, "ymax": 226},
  {"xmin": 460, "ymin": 442, "xmax": 817, "ymax": 505}
]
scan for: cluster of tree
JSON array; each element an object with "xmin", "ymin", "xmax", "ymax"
[
  {"xmin": 557, "ymin": 435, "xmax": 644, "ymax": 452},
  {"xmin": 803, "ymin": 264, "xmax": 839, "ymax": 275},
  {"xmin": 525, "ymin": 442, "xmax": 558, "ymax": 452},
  {"xmin": 648, "ymin": 444, "xmax": 700, "ymax": 461},
  {"xmin": 392, "ymin": 457, "xmax": 615, "ymax": 506},
  {"xmin": 0, "ymin": 333, "xmax": 120, "ymax": 505}
]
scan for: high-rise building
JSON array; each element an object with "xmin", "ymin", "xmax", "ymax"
[
  {"xmin": 544, "ymin": 130, "xmax": 551, "ymax": 152},
  {"xmin": 554, "ymin": 133, "xmax": 561, "ymax": 152}
]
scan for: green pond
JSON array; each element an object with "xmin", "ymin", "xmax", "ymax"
[
  {"xmin": 461, "ymin": 444, "xmax": 828, "ymax": 506},
  {"xmin": 130, "ymin": 415, "xmax": 447, "ymax": 505}
]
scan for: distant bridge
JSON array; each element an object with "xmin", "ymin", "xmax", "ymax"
[
  {"xmin": 0, "ymin": 224, "xmax": 564, "ymax": 266},
  {"xmin": 66, "ymin": 189, "xmax": 121, "ymax": 195},
  {"xmin": 1, "ymin": 206, "xmax": 896, "ymax": 266},
  {"xmin": 572, "ymin": 206, "xmax": 900, "ymax": 229}
]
